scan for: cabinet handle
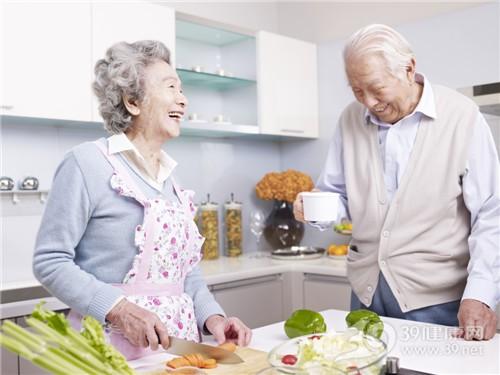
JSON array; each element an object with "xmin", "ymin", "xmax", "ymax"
[
  {"xmin": 303, "ymin": 273, "xmax": 348, "ymax": 283},
  {"xmin": 211, "ymin": 274, "xmax": 282, "ymax": 291},
  {"xmin": 280, "ymin": 129, "xmax": 304, "ymax": 134},
  {"xmin": 0, "ymin": 105, "xmax": 14, "ymax": 110}
]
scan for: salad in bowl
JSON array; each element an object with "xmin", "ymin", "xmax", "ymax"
[{"xmin": 268, "ymin": 328, "xmax": 387, "ymax": 375}]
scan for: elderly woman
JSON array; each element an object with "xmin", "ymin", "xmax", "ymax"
[
  {"xmin": 33, "ymin": 40, "xmax": 251, "ymax": 359},
  {"xmin": 294, "ymin": 24, "xmax": 499, "ymax": 340}
]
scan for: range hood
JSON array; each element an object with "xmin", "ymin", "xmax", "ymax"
[{"xmin": 458, "ymin": 82, "xmax": 500, "ymax": 116}]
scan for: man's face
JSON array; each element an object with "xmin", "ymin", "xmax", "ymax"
[{"xmin": 346, "ymin": 54, "xmax": 414, "ymax": 124}]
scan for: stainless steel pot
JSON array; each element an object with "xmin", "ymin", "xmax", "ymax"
[
  {"xmin": 0, "ymin": 176, "xmax": 14, "ymax": 191},
  {"xmin": 19, "ymin": 176, "xmax": 39, "ymax": 190}
]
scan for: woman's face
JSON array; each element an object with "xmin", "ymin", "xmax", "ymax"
[
  {"xmin": 135, "ymin": 60, "xmax": 187, "ymax": 140},
  {"xmin": 346, "ymin": 54, "xmax": 415, "ymax": 124}
]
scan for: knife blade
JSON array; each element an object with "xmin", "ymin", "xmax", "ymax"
[{"xmin": 166, "ymin": 337, "xmax": 243, "ymax": 364}]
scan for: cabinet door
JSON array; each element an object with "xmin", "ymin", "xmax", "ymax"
[
  {"xmin": 1, "ymin": 2, "xmax": 92, "ymax": 121},
  {"xmin": 91, "ymin": 2, "xmax": 175, "ymax": 122},
  {"xmin": 211, "ymin": 274, "xmax": 284, "ymax": 329},
  {"xmin": 303, "ymin": 274, "xmax": 351, "ymax": 312},
  {"xmin": 1, "ymin": 319, "xmax": 18, "ymax": 375},
  {"xmin": 257, "ymin": 31, "xmax": 319, "ymax": 138}
]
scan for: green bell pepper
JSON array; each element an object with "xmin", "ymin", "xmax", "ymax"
[
  {"xmin": 345, "ymin": 309, "xmax": 384, "ymax": 338},
  {"xmin": 284, "ymin": 309, "xmax": 327, "ymax": 339}
]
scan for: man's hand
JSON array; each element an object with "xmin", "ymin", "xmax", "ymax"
[
  {"xmin": 293, "ymin": 189, "xmax": 320, "ymax": 222},
  {"xmin": 205, "ymin": 315, "xmax": 252, "ymax": 347},
  {"xmin": 106, "ymin": 299, "xmax": 170, "ymax": 350},
  {"xmin": 457, "ymin": 299, "xmax": 497, "ymax": 340}
]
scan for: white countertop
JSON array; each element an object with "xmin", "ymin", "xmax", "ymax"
[
  {"xmin": 199, "ymin": 252, "xmax": 347, "ymax": 285},
  {"xmin": 1, "ymin": 252, "xmax": 346, "ymax": 292},
  {"xmin": 0, "ymin": 253, "xmax": 346, "ymax": 318},
  {"xmin": 131, "ymin": 309, "xmax": 500, "ymax": 375}
]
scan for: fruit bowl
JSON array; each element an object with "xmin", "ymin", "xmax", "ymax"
[{"xmin": 267, "ymin": 329, "xmax": 387, "ymax": 375}]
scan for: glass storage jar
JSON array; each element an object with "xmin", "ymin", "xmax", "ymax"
[
  {"xmin": 224, "ymin": 193, "xmax": 242, "ymax": 257},
  {"xmin": 199, "ymin": 195, "xmax": 219, "ymax": 260}
]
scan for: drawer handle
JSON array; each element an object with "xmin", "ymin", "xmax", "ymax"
[{"xmin": 280, "ymin": 128, "xmax": 304, "ymax": 134}]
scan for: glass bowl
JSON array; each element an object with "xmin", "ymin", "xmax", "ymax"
[{"xmin": 267, "ymin": 329, "xmax": 387, "ymax": 375}]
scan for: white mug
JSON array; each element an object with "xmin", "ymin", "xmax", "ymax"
[{"xmin": 301, "ymin": 191, "xmax": 340, "ymax": 222}]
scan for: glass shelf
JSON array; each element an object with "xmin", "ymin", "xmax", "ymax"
[
  {"xmin": 177, "ymin": 69, "xmax": 256, "ymax": 91},
  {"xmin": 180, "ymin": 120, "xmax": 258, "ymax": 138},
  {"xmin": 176, "ymin": 19, "xmax": 253, "ymax": 46}
]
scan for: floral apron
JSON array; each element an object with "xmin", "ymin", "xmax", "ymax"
[{"xmin": 68, "ymin": 141, "xmax": 203, "ymax": 360}]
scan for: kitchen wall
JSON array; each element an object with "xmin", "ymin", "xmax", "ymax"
[
  {"xmin": 1, "ymin": 2, "xmax": 499, "ymax": 285},
  {"xmin": 281, "ymin": 2, "xmax": 500, "ymax": 247}
]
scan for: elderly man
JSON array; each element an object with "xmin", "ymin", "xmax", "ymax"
[{"xmin": 294, "ymin": 24, "xmax": 499, "ymax": 340}]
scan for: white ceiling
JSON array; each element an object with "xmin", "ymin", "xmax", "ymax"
[{"xmin": 275, "ymin": 0, "xmax": 497, "ymax": 43}]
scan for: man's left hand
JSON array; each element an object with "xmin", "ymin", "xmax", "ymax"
[
  {"xmin": 205, "ymin": 315, "xmax": 252, "ymax": 346},
  {"xmin": 457, "ymin": 299, "xmax": 497, "ymax": 340}
]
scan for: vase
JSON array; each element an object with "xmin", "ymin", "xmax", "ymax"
[{"xmin": 263, "ymin": 200, "xmax": 304, "ymax": 250}]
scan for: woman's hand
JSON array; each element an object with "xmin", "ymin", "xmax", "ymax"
[
  {"xmin": 205, "ymin": 315, "xmax": 252, "ymax": 347},
  {"xmin": 106, "ymin": 299, "xmax": 170, "ymax": 350}
]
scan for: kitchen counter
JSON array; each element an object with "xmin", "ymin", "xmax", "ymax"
[
  {"xmin": 130, "ymin": 309, "xmax": 500, "ymax": 375},
  {"xmin": 0, "ymin": 253, "xmax": 347, "ymax": 318}
]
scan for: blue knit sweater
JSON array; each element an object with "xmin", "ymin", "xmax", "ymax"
[{"xmin": 33, "ymin": 139, "xmax": 224, "ymax": 328}]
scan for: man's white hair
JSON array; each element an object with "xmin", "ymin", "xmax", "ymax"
[{"xmin": 343, "ymin": 24, "xmax": 415, "ymax": 80}]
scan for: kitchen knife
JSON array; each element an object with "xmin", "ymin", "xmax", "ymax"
[{"xmin": 166, "ymin": 337, "xmax": 243, "ymax": 364}]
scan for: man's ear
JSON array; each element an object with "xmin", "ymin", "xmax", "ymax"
[
  {"xmin": 406, "ymin": 58, "xmax": 416, "ymax": 83},
  {"xmin": 122, "ymin": 95, "xmax": 140, "ymax": 116}
]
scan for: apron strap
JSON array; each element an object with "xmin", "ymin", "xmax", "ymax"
[
  {"xmin": 135, "ymin": 204, "xmax": 159, "ymax": 283},
  {"xmin": 93, "ymin": 140, "xmax": 148, "ymax": 204},
  {"xmin": 112, "ymin": 281, "xmax": 184, "ymax": 296},
  {"xmin": 171, "ymin": 177, "xmax": 192, "ymax": 214},
  {"xmin": 94, "ymin": 140, "xmax": 153, "ymax": 282}
]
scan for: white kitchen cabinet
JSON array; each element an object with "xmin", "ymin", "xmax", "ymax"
[
  {"xmin": 303, "ymin": 273, "xmax": 351, "ymax": 312},
  {"xmin": 257, "ymin": 31, "xmax": 319, "ymax": 139},
  {"xmin": 91, "ymin": 2, "xmax": 175, "ymax": 122},
  {"xmin": 1, "ymin": 2, "xmax": 92, "ymax": 122},
  {"xmin": 1, "ymin": 318, "xmax": 18, "ymax": 375},
  {"xmin": 210, "ymin": 274, "xmax": 284, "ymax": 329}
]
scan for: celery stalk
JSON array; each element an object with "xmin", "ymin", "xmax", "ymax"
[
  {"xmin": 0, "ymin": 332, "xmax": 35, "ymax": 360},
  {"xmin": 1, "ymin": 303, "xmax": 136, "ymax": 375},
  {"xmin": 48, "ymin": 347, "xmax": 103, "ymax": 375},
  {"xmin": 1, "ymin": 320, "xmax": 45, "ymax": 353}
]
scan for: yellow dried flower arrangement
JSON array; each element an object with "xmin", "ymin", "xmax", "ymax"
[{"xmin": 255, "ymin": 169, "xmax": 314, "ymax": 203}]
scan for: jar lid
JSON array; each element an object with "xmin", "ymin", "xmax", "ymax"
[
  {"xmin": 201, "ymin": 193, "xmax": 218, "ymax": 209},
  {"xmin": 225, "ymin": 192, "xmax": 242, "ymax": 207}
]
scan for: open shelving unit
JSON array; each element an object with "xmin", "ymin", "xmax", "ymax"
[{"xmin": 175, "ymin": 15, "xmax": 259, "ymax": 136}]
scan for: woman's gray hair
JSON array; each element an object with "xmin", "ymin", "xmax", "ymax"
[
  {"xmin": 343, "ymin": 24, "xmax": 415, "ymax": 80},
  {"xmin": 93, "ymin": 40, "xmax": 171, "ymax": 134}
]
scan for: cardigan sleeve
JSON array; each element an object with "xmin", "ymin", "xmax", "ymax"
[{"xmin": 32, "ymin": 151, "xmax": 123, "ymax": 323}]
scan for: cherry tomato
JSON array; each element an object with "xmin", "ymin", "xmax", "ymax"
[
  {"xmin": 281, "ymin": 354, "xmax": 298, "ymax": 365},
  {"xmin": 308, "ymin": 335, "xmax": 322, "ymax": 340},
  {"xmin": 346, "ymin": 366, "xmax": 361, "ymax": 375}
]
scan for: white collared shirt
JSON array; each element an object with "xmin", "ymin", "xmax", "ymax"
[
  {"xmin": 107, "ymin": 133, "xmax": 177, "ymax": 192},
  {"xmin": 365, "ymin": 73, "xmax": 437, "ymax": 201}
]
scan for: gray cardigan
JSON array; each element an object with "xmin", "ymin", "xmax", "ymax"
[{"xmin": 33, "ymin": 139, "xmax": 224, "ymax": 328}]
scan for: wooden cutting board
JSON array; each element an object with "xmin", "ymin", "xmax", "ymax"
[{"xmin": 204, "ymin": 347, "xmax": 269, "ymax": 375}]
